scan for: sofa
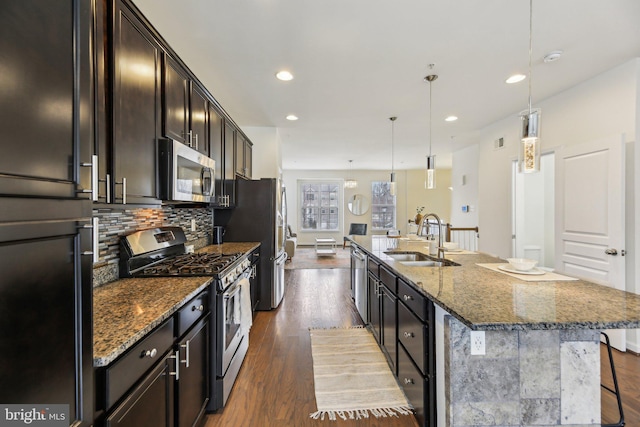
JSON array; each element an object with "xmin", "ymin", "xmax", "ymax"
[{"xmin": 285, "ymin": 225, "xmax": 297, "ymax": 260}]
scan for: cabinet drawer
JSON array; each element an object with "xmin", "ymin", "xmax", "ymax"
[
  {"xmin": 398, "ymin": 302, "xmax": 427, "ymax": 374},
  {"xmin": 105, "ymin": 353, "xmax": 174, "ymax": 427},
  {"xmin": 105, "ymin": 318, "xmax": 174, "ymax": 409},
  {"xmin": 367, "ymin": 258, "xmax": 379, "ymax": 276},
  {"xmin": 398, "ymin": 346, "xmax": 428, "ymax": 427},
  {"xmin": 398, "ymin": 278, "xmax": 428, "ymax": 322},
  {"xmin": 379, "ymin": 265, "xmax": 397, "ymax": 294},
  {"xmin": 176, "ymin": 289, "xmax": 209, "ymax": 337}
]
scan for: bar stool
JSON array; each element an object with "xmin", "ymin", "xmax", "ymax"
[{"xmin": 601, "ymin": 332, "xmax": 625, "ymax": 427}]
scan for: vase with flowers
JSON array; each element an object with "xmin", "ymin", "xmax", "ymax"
[{"xmin": 414, "ymin": 206, "xmax": 425, "ymax": 225}]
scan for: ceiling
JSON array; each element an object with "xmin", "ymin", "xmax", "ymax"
[{"xmin": 132, "ymin": 0, "xmax": 640, "ymax": 171}]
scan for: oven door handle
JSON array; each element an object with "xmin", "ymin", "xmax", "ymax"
[{"xmin": 223, "ymin": 282, "xmax": 242, "ymax": 300}]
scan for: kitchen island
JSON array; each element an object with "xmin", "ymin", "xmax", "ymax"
[{"xmin": 349, "ymin": 235, "xmax": 640, "ymax": 427}]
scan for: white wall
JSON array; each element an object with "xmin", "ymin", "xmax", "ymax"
[
  {"xmin": 241, "ymin": 126, "xmax": 282, "ymax": 179},
  {"xmin": 281, "ymin": 169, "xmax": 451, "ymax": 246},
  {"xmin": 451, "ymin": 144, "xmax": 479, "ymax": 228},
  {"xmin": 456, "ymin": 58, "xmax": 640, "ymax": 350}
]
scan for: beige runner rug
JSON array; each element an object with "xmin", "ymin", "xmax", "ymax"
[{"xmin": 309, "ymin": 327, "xmax": 413, "ymax": 421}]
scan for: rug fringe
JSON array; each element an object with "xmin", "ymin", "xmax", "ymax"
[{"xmin": 309, "ymin": 405, "xmax": 413, "ymax": 421}]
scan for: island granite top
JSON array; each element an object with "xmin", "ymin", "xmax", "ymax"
[
  {"xmin": 350, "ymin": 236, "xmax": 640, "ymax": 331},
  {"xmin": 93, "ymin": 241, "xmax": 260, "ymax": 367}
]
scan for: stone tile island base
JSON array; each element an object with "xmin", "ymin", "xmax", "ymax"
[{"xmin": 444, "ymin": 316, "xmax": 601, "ymax": 426}]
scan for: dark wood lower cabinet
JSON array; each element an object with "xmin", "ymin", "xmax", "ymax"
[
  {"xmin": 176, "ymin": 318, "xmax": 209, "ymax": 427},
  {"xmin": 367, "ymin": 270, "xmax": 381, "ymax": 343},
  {"xmin": 380, "ymin": 284, "xmax": 397, "ymax": 374},
  {"xmin": 398, "ymin": 344, "xmax": 429, "ymax": 427},
  {"xmin": 97, "ymin": 290, "xmax": 211, "ymax": 427},
  {"xmin": 106, "ymin": 354, "xmax": 175, "ymax": 427}
]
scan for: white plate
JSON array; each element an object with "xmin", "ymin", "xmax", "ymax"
[{"xmin": 498, "ymin": 265, "xmax": 546, "ymax": 275}]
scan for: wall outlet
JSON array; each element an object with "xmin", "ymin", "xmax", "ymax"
[
  {"xmin": 191, "ymin": 219, "xmax": 197, "ymax": 232},
  {"xmin": 470, "ymin": 331, "xmax": 486, "ymax": 355}
]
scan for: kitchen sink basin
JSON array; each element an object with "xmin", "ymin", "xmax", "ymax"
[{"xmin": 384, "ymin": 251, "xmax": 460, "ymax": 267}]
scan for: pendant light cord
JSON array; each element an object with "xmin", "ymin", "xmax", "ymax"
[{"xmin": 528, "ymin": 0, "xmax": 533, "ymax": 115}]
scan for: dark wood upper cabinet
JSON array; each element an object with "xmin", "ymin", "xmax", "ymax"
[
  {"xmin": 190, "ymin": 84, "xmax": 209, "ymax": 156},
  {"xmin": 163, "ymin": 55, "xmax": 209, "ymax": 156},
  {"xmin": 111, "ymin": 0, "xmax": 162, "ymax": 204},
  {"xmin": 235, "ymin": 134, "xmax": 252, "ymax": 179},
  {"xmin": 0, "ymin": 0, "xmax": 92, "ymax": 199},
  {"xmin": 163, "ymin": 55, "xmax": 189, "ymax": 144}
]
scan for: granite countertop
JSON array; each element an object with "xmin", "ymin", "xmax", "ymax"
[
  {"xmin": 350, "ymin": 235, "xmax": 640, "ymax": 331},
  {"xmin": 93, "ymin": 241, "xmax": 260, "ymax": 367}
]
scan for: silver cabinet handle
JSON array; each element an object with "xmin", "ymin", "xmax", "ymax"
[
  {"xmin": 605, "ymin": 248, "xmax": 618, "ymax": 256},
  {"xmin": 79, "ymin": 154, "xmax": 98, "ymax": 201},
  {"xmin": 403, "ymin": 378, "xmax": 414, "ymax": 385},
  {"xmin": 180, "ymin": 340, "xmax": 190, "ymax": 368},
  {"xmin": 169, "ymin": 350, "xmax": 180, "ymax": 380},
  {"xmin": 192, "ymin": 304, "xmax": 204, "ymax": 312},
  {"xmin": 80, "ymin": 218, "xmax": 99, "ymax": 263},
  {"xmin": 141, "ymin": 348, "xmax": 157, "ymax": 358},
  {"xmin": 194, "ymin": 133, "xmax": 198, "ymax": 151},
  {"xmin": 115, "ymin": 177, "xmax": 127, "ymax": 204},
  {"xmin": 403, "ymin": 294, "xmax": 413, "ymax": 301},
  {"xmin": 403, "ymin": 331, "xmax": 415, "ymax": 338}
]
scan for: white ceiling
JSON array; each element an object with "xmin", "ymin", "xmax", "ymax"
[{"xmin": 132, "ymin": 0, "xmax": 640, "ymax": 171}]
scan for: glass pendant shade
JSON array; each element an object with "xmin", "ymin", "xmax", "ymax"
[
  {"xmin": 518, "ymin": 109, "xmax": 541, "ymax": 173},
  {"xmin": 345, "ymin": 160, "xmax": 358, "ymax": 188},
  {"xmin": 425, "ymin": 155, "xmax": 436, "ymax": 189},
  {"xmin": 389, "ymin": 172, "xmax": 397, "ymax": 196},
  {"xmin": 344, "ymin": 179, "xmax": 358, "ymax": 189}
]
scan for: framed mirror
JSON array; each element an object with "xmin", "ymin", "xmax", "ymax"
[{"xmin": 348, "ymin": 194, "xmax": 369, "ymax": 215}]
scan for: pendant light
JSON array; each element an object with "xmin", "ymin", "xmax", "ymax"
[
  {"xmin": 344, "ymin": 160, "xmax": 357, "ymax": 189},
  {"xmin": 519, "ymin": 0, "xmax": 541, "ymax": 173},
  {"xmin": 424, "ymin": 74, "xmax": 438, "ymax": 189},
  {"xmin": 389, "ymin": 116, "xmax": 397, "ymax": 196}
]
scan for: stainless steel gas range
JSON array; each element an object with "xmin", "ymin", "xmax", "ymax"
[{"xmin": 119, "ymin": 226, "xmax": 253, "ymax": 411}]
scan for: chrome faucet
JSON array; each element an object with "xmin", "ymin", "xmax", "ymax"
[{"xmin": 417, "ymin": 212, "xmax": 444, "ymax": 258}]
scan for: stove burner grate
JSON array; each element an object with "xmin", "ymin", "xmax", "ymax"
[{"xmin": 141, "ymin": 252, "xmax": 243, "ymax": 276}]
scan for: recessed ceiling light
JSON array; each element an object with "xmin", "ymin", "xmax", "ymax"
[
  {"xmin": 543, "ymin": 50, "xmax": 563, "ymax": 63},
  {"xmin": 276, "ymin": 70, "xmax": 294, "ymax": 81},
  {"xmin": 506, "ymin": 74, "xmax": 526, "ymax": 84},
  {"xmin": 445, "ymin": 116, "xmax": 458, "ymax": 122},
  {"xmin": 286, "ymin": 114, "xmax": 298, "ymax": 121}
]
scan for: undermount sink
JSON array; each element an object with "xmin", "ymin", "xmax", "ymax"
[{"xmin": 384, "ymin": 251, "xmax": 460, "ymax": 267}]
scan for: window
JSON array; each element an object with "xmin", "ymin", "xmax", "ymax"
[
  {"xmin": 299, "ymin": 181, "xmax": 340, "ymax": 231},
  {"xmin": 371, "ymin": 181, "xmax": 396, "ymax": 230}
]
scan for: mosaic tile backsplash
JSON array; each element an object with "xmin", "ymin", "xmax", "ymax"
[{"xmin": 92, "ymin": 206, "xmax": 213, "ymax": 286}]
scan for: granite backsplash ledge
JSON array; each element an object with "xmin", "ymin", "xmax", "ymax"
[{"xmin": 92, "ymin": 206, "xmax": 213, "ymax": 287}]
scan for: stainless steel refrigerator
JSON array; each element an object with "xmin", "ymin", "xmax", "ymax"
[{"xmin": 217, "ymin": 178, "xmax": 287, "ymax": 310}]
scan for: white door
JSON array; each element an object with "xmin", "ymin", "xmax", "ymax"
[{"xmin": 555, "ymin": 134, "xmax": 626, "ymax": 350}]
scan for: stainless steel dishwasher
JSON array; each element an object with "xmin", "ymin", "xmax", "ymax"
[{"xmin": 350, "ymin": 245, "xmax": 368, "ymax": 322}]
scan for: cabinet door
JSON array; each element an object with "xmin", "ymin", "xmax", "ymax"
[
  {"xmin": 367, "ymin": 271, "xmax": 381, "ymax": 343},
  {"xmin": 163, "ymin": 55, "xmax": 189, "ymax": 143},
  {"xmin": 235, "ymin": 134, "xmax": 246, "ymax": 176},
  {"xmin": 381, "ymin": 284, "xmax": 397, "ymax": 374},
  {"xmin": 190, "ymin": 84, "xmax": 208, "ymax": 156},
  {"xmin": 106, "ymin": 355, "xmax": 175, "ymax": 427},
  {"xmin": 176, "ymin": 318, "xmax": 209, "ymax": 427},
  {"xmin": 112, "ymin": 0, "xmax": 161, "ymax": 204},
  {"xmin": 249, "ymin": 249, "xmax": 260, "ymax": 310},
  {"xmin": 245, "ymin": 141, "xmax": 252, "ymax": 179},
  {"xmin": 0, "ymin": 198, "xmax": 93, "ymax": 427},
  {"xmin": 208, "ymin": 105, "xmax": 224, "ymax": 205},
  {"xmin": 0, "ymin": 0, "xmax": 91, "ymax": 199},
  {"xmin": 223, "ymin": 121, "xmax": 236, "ymax": 206}
]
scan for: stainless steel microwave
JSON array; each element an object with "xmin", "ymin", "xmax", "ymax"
[{"xmin": 158, "ymin": 138, "xmax": 215, "ymax": 203}]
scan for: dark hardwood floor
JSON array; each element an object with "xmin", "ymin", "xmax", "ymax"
[
  {"xmin": 204, "ymin": 268, "xmax": 640, "ymax": 427},
  {"xmin": 601, "ymin": 343, "xmax": 640, "ymax": 426},
  {"xmin": 204, "ymin": 268, "xmax": 419, "ymax": 427}
]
